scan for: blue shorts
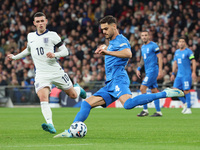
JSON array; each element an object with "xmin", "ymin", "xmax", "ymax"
[
  {"xmin": 173, "ymin": 76, "xmax": 192, "ymax": 91},
  {"xmin": 93, "ymin": 76, "xmax": 131, "ymax": 107},
  {"xmin": 142, "ymin": 72, "xmax": 158, "ymax": 89}
]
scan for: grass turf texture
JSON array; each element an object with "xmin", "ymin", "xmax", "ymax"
[{"xmin": 0, "ymin": 107, "xmax": 200, "ymax": 150}]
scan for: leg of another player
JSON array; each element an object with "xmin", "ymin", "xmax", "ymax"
[
  {"xmin": 38, "ymin": 87, "xmax": 56, "ymax": 133},
  {"xmin": 137, "ymin": 85, "xmax": 149, "ymax": 117},
  {"xmin": 63, "ymin": 86, "xmax": 79, "ymax": 99},
  {"xmin": 64, "ymin": 84, "xmax": 86, "ymax": 99},
  {"xmin": 178, "ymin": 96, "xmax": 186, "ymax": 113},
  {"xmin": 151, "ymin": 88, "xmax": 162, "ymax": 117},
  {"xmin": 122, "ymin": 88, "xmax": 184, "ymax": 110},
  {"xmin": 183, "ymin": 90, "xmax": 192, "ymax": 114},
  {"xmin": 173, "ymin": 87, "xmax": 187, "ymax": 113},
  {"xmin": 73, "ymin": 96, "xmax": 105, "ymax": 122}
]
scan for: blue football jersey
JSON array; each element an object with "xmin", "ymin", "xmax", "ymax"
[
  {"xmin": 174, "ymin": 48, "xmax": 194, "ymax": 77},
  {"xmin": 105, "ymin": 34, "xmax": 131, "ymax": 81},
  {"xmin": 141, "ymin": 41, "xmax": 160, "ymax": 73}
]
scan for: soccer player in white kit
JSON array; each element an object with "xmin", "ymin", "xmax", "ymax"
[{"xmin": 7, "ymin": 12, "xmax": 86, "ymax": 134}]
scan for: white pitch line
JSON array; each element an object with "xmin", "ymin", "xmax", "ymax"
[{"xmin": 0, "ymin": 143, "xmax": 92, "ymax": 148}]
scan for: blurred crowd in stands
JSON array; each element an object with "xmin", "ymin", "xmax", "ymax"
[{"xmin": 0, "ymin": 0, "xmax": 200, "ymax": 89}]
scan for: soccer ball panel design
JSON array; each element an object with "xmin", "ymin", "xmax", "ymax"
[{"xmin": 69, "ymin": 121, "xmax": 87, "ymax": 138}]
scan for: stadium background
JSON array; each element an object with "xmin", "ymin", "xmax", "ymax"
[{"xmin": 0, "ymin": 0, "xmax": 199, "ymax": 107}]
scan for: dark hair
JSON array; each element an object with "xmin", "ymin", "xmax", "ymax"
[
  {"xmin": 178, "ymin": 37, "xmax": 186, "ymax": 41},
  {"xmin": 99, "ymin": 15, "xmax": 117, "ymax": 24},
  {"xmin": 141, "ymin": 30, "xmax": 149, "ymax": 34},
  {"xmin": 33, "ymin": 12, "xmax": 46, "ymax": 19}
]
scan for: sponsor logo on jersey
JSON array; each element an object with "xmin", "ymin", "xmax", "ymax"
[{"xmin": 117, "ymin": 91, "xmax": 122, "ymax": 96}]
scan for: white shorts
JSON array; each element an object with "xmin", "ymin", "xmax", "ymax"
[{"xmin": 34, "ymin": 70, "xmax": 73, "ymax": 93}]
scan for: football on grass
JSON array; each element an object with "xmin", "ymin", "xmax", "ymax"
[{"xmin": 69, "ymin": 121, "xmax": 87, "ymax": 138}]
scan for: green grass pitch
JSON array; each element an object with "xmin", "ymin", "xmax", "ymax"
[{"xmin": 0, "ymin": 107, "xmax": 200, "ymax": 150}]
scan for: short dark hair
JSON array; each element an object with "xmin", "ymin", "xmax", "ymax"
[
  {"xmin": 141, "ymin": 30, "xmax": 149, "ymax": 34},
  {"xmin": 33, "ymin": 12, "xmax": 46, "ymax": 19},
  {"xmin": 99, "ymin": 15, "xmax": 117, "ymax": 25},
  {"xmin": 178, "ymin": 37, "xmax": 186, "ymax": 41}
]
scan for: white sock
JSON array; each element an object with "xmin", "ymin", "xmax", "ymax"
[
  {"xmin": 74, "ymin": 87, "xmax": 80, "ymax": 97},
  {"xmin": 40, "ymin": 101, "xmax": 53, "ymax": 126},
  {"xmin": 156, "ymin": 111, "xmax": 162, "ymax": 115},
  {"xmin": 143, "ymin": 109, "xmax": 148, "ymax": 113}
]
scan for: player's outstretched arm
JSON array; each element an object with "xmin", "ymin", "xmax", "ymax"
[{"xmin": 7, "ymin": 48, "xmax": 30, "ymax": 61}]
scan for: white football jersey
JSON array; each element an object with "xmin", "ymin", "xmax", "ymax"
[{"xmin": 27, "ymin": 30, "xmax": 63, "ymax": 75}]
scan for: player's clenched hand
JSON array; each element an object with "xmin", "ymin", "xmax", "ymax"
[
  {"xmin": 7, "ymin": 54, "xmax": 14, "ymax": 61},
  {"xmin": 157, "ymin": 71, "xmax": 163, "ymax": 79},
  {"xmin": 136, "ymin": 70, "xmax": 141, "ymax": 79},
  {"xmin": 192, "ymin": 72, "xmax": 197, "ymax": 81},
  {"xmin": 95, "ymin": 45, "xmax": 108, "ymax": 55},
  {"xmin": 170, "ymin": 74, "xmax": 175, "ymax": 81},
  {"xmin": 46, "ymin": 52, "xmax": 55, "ymax": 58}
]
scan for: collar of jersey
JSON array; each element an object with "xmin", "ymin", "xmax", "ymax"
[
  {"xmin": 110, "ymin": 34, "xmax": 121, "ymax": 43},
  {"xmin": 36, "ymin": 29, "xmax": 49, "ymax": 36}
]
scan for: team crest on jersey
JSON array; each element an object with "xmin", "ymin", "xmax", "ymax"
[
  {"xmin": 44, "ymin": 38, "xmax": 49, "ymax": 45},
  {"xmin": 182, "ymin": 54, "xmax": 185, "ymax": 59}
]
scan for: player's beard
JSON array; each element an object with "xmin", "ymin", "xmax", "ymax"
[
  {"xmin": 106, "ymin": 32, "xmax": 114, "ymax": 40},
  {"xmin": 143, "ymin": 39, "xmax": 148, "ymax": 44}
]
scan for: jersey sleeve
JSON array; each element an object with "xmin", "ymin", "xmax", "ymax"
[
  {"xmin": 118, "ymin": 41, "xmax": 130, "ymax": 51},
  {"xmin": 154, "ymin": 43, "xmax": 160, "ymax": 54},
  {"xmin": 173, "ymin": 51, "xmax": 177, "ymax": 61},
  {"xmin": 52, "ymin": 32, "xmax": 63, "ymax": 47},
  {"xmin": 188, "ymin": 49, "xmax": 195, "ymax": 60},
  {"xmin": 27, "ymin": 34, "xmax": 31, "ymax": 52}
]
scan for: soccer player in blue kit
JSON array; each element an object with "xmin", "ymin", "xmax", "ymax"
[
  {"xmin": 54, "ymin": 16, "xmax": 184, "ymax": 138},
  {"xmin": 170, "ymin": 37, "xmax": 197, "ymax": 114},
  {"xmin": 136, "ymin": 31, "xmax": 163, "ymax": 117}
]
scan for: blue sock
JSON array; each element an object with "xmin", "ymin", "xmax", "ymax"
[
  {"xmin": 142, "ymin": 93, "xmax": 148, "ymax": 110},
  {"xmin": 143, "ymin": 93, "xmax": 148, "ymax": 109},
  {"xmin": 185, "ymin": 93, "xmax": 191, "ymax": 108},
  {"xmin": 178, "ymin": 96, "xmax": 186, "ymax": 104},
  {"xmin": 143, "ymin": 104, "xmax": 148, "ymax": 110},
  {"xmin": 73, "ymin": 101, "xmax": 91, "ymax": 122},
  {"xmin": 154, "ymin": 99, "xmax": 160, "ymax": 112},
  {"xmin": 124, "ymin": 92, "xmax": 166, "ymax": 109}
]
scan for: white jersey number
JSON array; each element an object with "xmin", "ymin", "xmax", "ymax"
[{"xmin": 144, "ymin": 53, "xmax": 147, "ymax": 59}]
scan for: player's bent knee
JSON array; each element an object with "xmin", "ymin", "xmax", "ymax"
[
  {"xmin": 123, "ymin": 103, "xmax": 132, "ymax": 110},
  {"xmin": 39, "ymin": 96, "xmax": 49, "ymax": 102}
]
